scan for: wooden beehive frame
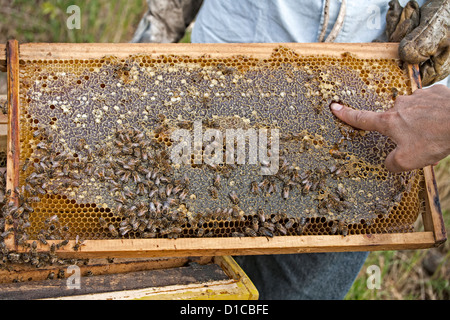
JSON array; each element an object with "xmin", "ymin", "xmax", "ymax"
[{"xmin": 0, "ymin": 40, "xmax": 446, "ymax": 258}]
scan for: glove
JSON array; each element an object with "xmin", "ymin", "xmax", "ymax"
[
  {"xmin": 386, "ymin": 0, "xmax": 450, "ymax": 86},
  {"xmin": 131, "ymin": 0, "xmax": 203, "ymax": 43},
  {"xmin": 386, "ymin": 0, "xmax": 420, "ymax": 42}
]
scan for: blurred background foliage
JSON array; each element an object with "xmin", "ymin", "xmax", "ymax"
[{"xmin": 0, "ymin": 0, "xmax": 146, "ymax": 43}]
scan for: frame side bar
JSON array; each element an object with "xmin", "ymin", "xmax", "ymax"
[
  {"xmin": 408, "ymin": 64, "xmax": 447, "ymax": 246},
  {"xmin": 0, "ymin": 44, "xmax": 6, "ymax": 72},
  {"xmin": 5, "ymin": 40, "xmax": 20, "ymax": 250}
]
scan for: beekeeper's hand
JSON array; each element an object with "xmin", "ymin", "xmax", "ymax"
[{"xmin": 330, "ymin": 85, "xmax": 450, "ymax": 172}]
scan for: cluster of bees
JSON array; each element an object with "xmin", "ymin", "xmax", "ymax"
[
  {"xmin": 0, "ymin": 143, "xmax": 90, "ymax": 269},
  {"xmin": 97, "ymin": 123, "xmax": 191, "ymax": 239},
  {"xmin": 95, "ymin": 120, "xmax": 323, "ymax": 239}
]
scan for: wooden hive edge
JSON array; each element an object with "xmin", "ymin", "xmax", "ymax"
[
  {"xmin": 408, "ymin": 64, "xmax": 447, "ymax": 247},
  {"xmin": 0, "ymin": 42, "xmax": 401, "ymax": 61},
  {"xmin": 13, "ymin": 232, "xmax": 436, "ymax": 259}
]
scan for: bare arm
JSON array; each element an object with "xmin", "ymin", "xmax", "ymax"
[{"xmin": 330, "ymin": 84, "xmax": 450, "ymax": 172}]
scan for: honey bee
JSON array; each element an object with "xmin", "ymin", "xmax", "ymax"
[
  {"xmin": 253, "ymin": 210, "xmax": 264, "ymax": 224},
  {"xmin": 166, "ymin": 183, "xmax": 174, "ymax": 196},
  {"xmin": 250, "ymin": 181, "xmax": 260, "ymax": 195},
  {"xmin": 209, "ymin": 186, "xmax": 219, "ymax": 199},
  {"xmin": 108, "ymin": 224, "xmax": 119, "ymax": 237},
  {"xmin": 98, "ymin": 217, "xmax": 108, "ymax": 229},
  {"xmin": 301, "ymin": 180, "xmax": 312, "ymax": 195},
  {"xmin": 148, "ymin": 187, "xmax": 158, "ymax": 199},
  {"xmin": 136, "ymin": 182, "xmax": 148, "ymax": 196},
  {"xmin": 22, "ymin": 158, "xmax": 31, "ymax": 172},
  {"xmin": 131, "ymin": 171, "xmax": 141, "ymax": 184},
  {"xmin": 329, "ymin": 148, "xmax": 346, "ymax": 160},
  {"xmin": 285, "ymin": 218, "xmax": 295, "ymax": 230},
  {"xmin": 179, "ymin": 188, "xmax": 189, "ymax": 201},
  {"xmin": 244, "ymin": 227, "xmax": 258, "ymax": 237},
  {"xmin": 211, "ymin": 174, "xmax": 221, "ymax": 188},
  {"xmin": 261, "ymin": 221, "xmax": 275, "ymax": 232},
  {"xmin": 231, "ymin": 231, "xmax": 244, "ymax": 237},
  {"xmin": 216, "ymin": 63, "xmax": 235, "ymax": 75},
  {"xmin": 258, "ymin": 227, "xmax": 274, "ymax": 238},
  {"xmin": 48, "ymin": 214, "xmax": 59, "ymax": 224},
  {"xmin": 393, "ymin": 192, "xmax": 403, "ymax": 204},
  {"xmin": 282, "ymin": 186, "xmax": 290, "ymax": 200},
  {"xmin": 229, "ymin": 191, "xmax": 239, "ymax": 205},
  {"xmin": 36, "ymin": 141, "xmax": 49, "ymax": 152},
  {"xmin": 158, "ymin": 186, "xmax": 167, "ymax": 201},
  {"xmin": 160, "ymin": 226, "xmax": 183, "ymax": 236},
  {"xmin": 50, "ymin": 242, "xmax": 56, "ymax": 254},
  {"xmin": 197, "ymin": 228, "xmax": 205, "ymax": 237},
  {"xmin": 73, "ymin": 235, "xmax": 86, "ymax": 251},
  {"xmin": 296, "ymin": 217, "xmax": 309, "ymax": 235},
  {"xmin": 258, "ymin": 178, "xmax": 270, "ymax": 190},
  {"xmin": 330, "ymin": 220, "xmax": 339, "ymax": 234},
  {"xmin": 56, "ymin": 239, "xmax": 69, "ymax": 249},
  {"xmin": 391, "ymin": 87, "xmax": 399, "ymax": 99},
  {"xmin": 275, "ymin": 223, "xmax": 287, "ymax": 235},
  {"xmin": 142, "ymin": 232, "xmax": 157, "ymax": 238},
  {"xmin": 57, "ymin": 269, "xmax": 65, "ymax": 279},
  {"xmin": 336, "ymin": 184, "xmax": 347, "ymax": 199},
  {"xmin": 130, "ymin": 220, "xmax": 141, "ymax": 233},
  {"xmin": 120, "ymin": 225, "xmax": 132, "ymax": 235},
  {"xmin": 251, "ymin": 217, "xmax": 259, "ymax": 232},
  {"xmin": 149, "ymin": 201, "xmax": 157, "ymax": 215},
  {"xmin": 172, "ymin": 182, "xmax": 184, "ymax": 195},
  {"xmin": 120, "ymin": 171, "xmax": 131, "ymax": 184},
  {"xmin": 133, "ymin": 131, "xmax": 145, "ymax": 143},
  {"xmin": 267, "ymin": 181, "xmax": 278, "ymax": 194},
  {"xmin": 337, "ymin": 221, "xmax": 348, "ymax": 237},
  {"xmin": 38, "ymin": 233, "xmax": 48, "ymax": 245}
]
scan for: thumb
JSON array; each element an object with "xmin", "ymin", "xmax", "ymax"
[
  {"xmin": 330, "ymin": 103, "xmax": 386, "ymax": 133},
  {"xmin": 384, "ymin": 148, "xmax": 407, "ymax": 173}
]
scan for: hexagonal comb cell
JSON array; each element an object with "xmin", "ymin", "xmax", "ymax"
[{"xmin": 15, "ymin": 46, "xmax": 424, "ymax": 242}]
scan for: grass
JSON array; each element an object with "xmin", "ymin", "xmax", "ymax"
[{"xmin": 0, "ymin": 0, "xmax": 146, "ymax": 43}]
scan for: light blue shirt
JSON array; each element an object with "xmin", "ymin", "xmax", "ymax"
[
  {"xmin": 192, "ymin": 0, "xmax": 426, "ymax": 43},
  {"xmin": 191, "ymin": 0, "xmax": 448, "ymax": 86}
]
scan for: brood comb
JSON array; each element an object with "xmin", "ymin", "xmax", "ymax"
[{"xmin": 13, "ymin": 45, "xmax": 424, "ymax": 244}]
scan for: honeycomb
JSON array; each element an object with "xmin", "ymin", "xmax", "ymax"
[{"xmin": 11, "ymin": 46, "xmax": 425, "ymax": 245}]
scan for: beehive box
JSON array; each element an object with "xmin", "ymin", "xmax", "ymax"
[
  {"xmin": 0, "ymin": 256, "xmax": 258, "ymax": 300},
  {"xmin": 1, "ymin": 41, "xmax": 446, "ymax": 259}
]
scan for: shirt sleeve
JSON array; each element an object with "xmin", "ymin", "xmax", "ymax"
[{"xmin": 131, "ymin": 0, "xmax": 203, "ymax": 43}]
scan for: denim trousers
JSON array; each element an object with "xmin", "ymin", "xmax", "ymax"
[{"xmin": 234, "ymin": 251, "xmax": 369, "ymax": 300}]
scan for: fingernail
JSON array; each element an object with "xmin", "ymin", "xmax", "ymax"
[{"xmin": 330, "ymin": 103, "xmax": 343, "ymax": 111}]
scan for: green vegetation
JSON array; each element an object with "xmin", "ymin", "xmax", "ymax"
[{"xmin": 0, "ymin": 0, "xmax": 146, "ymax": 43}]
